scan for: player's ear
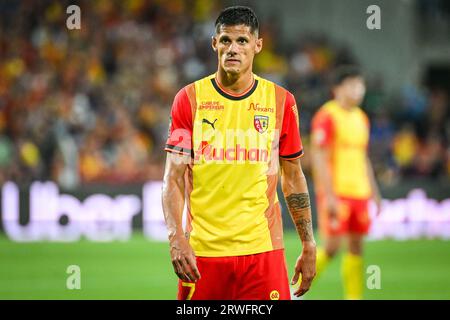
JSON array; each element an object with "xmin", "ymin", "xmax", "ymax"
[
  {"xmin": 212, "ymin": 36, "xmax": 217, "ymax": 52},
  {"xmin": 255, "ymin": 38, "xmax": 263, "ymax": 54}
]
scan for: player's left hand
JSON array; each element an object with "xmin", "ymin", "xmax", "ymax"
[{"xmin": 291, "ymin": 241, "xmax": 316, "ymax": 297}]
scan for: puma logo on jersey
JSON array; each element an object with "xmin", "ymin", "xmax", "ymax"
[{"xmin": 202, "ymin": 118, "xmax": 218, "ymax": 129}]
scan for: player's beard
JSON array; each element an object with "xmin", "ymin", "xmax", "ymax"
[
  {"xmin": 224, "ymin": 66, "xmax": 240, "ymax": 75},
  {"xmin": 222, "ymin": 59, "xmax": 241, "ymax": 75}
]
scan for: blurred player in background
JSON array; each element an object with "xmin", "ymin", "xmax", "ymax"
[
  {"xmin": 310, "ymin": 66, "xmax": 382, "ymax": 300},
  {"xmin": 162, "ymin": 6, "xmax": 316, "ymax": 300}
]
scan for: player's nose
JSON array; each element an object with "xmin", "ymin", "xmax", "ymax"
[{"xmin": 227, "ymin": 41, "xmax": 238, "ymax": 54}]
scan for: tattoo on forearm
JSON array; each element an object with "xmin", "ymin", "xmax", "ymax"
[
  {"xmin": 294, "ymin": 217, "xmax": 314, "ymax": 242},
  {"xmin": 286, "ymin": 193, "xmax": 310, "ymax": 210},
  {"xmin": 286, "ymin": 193, "xmax": 314, "ymax": 241}
]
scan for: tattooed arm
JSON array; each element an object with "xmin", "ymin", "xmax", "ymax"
[
  {"xmin": 280, "ymin": 158, "xmax": 316, "ymax": 297},
  {"xmin": 162, "ymin": 152, "xmax": 201, "ymax": 282}
]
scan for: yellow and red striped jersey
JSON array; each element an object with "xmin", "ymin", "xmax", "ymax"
[
  {"xmin": 165, "ymin": 73, "xmax": 303, "ymax": 257},
  {"xmin": 311, "ymin": 100, "xmax": 371, "ymax": 199}
]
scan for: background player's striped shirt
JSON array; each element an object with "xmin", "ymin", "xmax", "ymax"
[{"xmin": 165, "ymin": 73, "xmax": 303, "ymax": 257}]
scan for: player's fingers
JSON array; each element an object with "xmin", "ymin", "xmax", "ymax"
[
  {"xmin": 300, "ymin": 277, "xmax": 313, "ymax": 291},
  {"xmin": 183, "ymin": 256, "xmax": 199, "ymax": 282},
  {"xmin": 176, "ymin": 271, "xmax": 189, "ymax": 281},
  {"xmin": 171, "ymin": 258, "xmax": 181, "ymax": 275},
  {"xmin": 173, "ymin": 267, "xmax": 187, "ymax": 281},
  {"xmin": 172, "ymin": 258, "xmax": 189, "ymax": 281},
  {"xmin": 295, "ymin": 273, "xmax": 313, "ymax": 296},
  {"xmin": 293, "ymin": 267, "xmax": 314, "ymax": 296},
  {"xmin": 292, "ymin": 273, "xmax": 302, "ymax": 287},
  {"xmin": 294, "ymin": 286, "xmax": 309, "ymax": 297},
  {"xmin": 185, "ymin": 255, "xmax": 201, "ymax": 281},
  {"xmin": 179, "ymin": 256, "xmax": 195, "ymax": 282},
  {"xmin": 291, "ymin": 269, "xmax": 300, "ymax": 285}
]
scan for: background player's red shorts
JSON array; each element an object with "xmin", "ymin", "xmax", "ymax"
[
  {"xmin": 177, "ymin": 249, "xmax": 291, "ymax": 300},
  {"xmin": 317, "ymin": 195, "xmax": 371, "ymax": 237}
]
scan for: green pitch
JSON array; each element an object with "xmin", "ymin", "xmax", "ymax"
[{"xmin": 1, "ymin": 232, "xmax": 449, "ymax": 299}]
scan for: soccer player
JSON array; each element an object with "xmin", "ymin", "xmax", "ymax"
[
  {"xmin": 162, "ymin": 6, "xmax": 316, "ymax": 300},
  {"xmin": 310, "ymin": 66, "xmax": 382, "ymax": 300}
]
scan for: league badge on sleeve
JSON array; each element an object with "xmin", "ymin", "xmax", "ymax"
[{"xmin": 254, "ymin": 115, "xmax": 269, "ymax": 133}]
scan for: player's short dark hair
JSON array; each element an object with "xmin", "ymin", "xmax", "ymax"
[
  {"xmin": 331, "ymin": 65, "xmax": 363, "ymax": 87},
  {"xmin": 215, "ymin": 6, "xmax": 259, "ymax": 36}
]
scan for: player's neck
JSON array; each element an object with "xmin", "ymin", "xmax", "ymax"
[
  {"xmin": 335, "ymin": 97, "xmax": 355, "ymax": 110},
  {"xmin": 215, "ymin": 69, "xmax": 254, "ymax": 95}
]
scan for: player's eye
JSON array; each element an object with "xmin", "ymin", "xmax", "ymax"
[
  {"xmin": 238, "ymin": 38, "xmax": 248, "ymax": 44},
  {"xmin": 220, "ymin": 38, "xmax": 230, "ymax": 44}
]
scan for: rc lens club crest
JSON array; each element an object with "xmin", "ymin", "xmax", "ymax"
[{"xmin": 254, "ymin": 115, "xmax": 269, "ymax": 133}]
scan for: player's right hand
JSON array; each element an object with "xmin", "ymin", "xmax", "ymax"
[{"xmin": 169, "ymin": 235, "xmax": 201, "ymax": 282}]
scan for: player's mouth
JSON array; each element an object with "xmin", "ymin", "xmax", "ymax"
[{"xmin": 225, "ymin": 58, "xmax": 240, "ymax": 64}]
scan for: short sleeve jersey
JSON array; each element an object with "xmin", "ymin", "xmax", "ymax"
[
  {"xmin": 311, "ymin": 100, "xmax": 371, "ymax": 199},
  {"xmin": 165, "ymin": 74, "xmax": 303, "ymax": 257}
]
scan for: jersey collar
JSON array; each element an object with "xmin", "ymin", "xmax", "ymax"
[{"xmin": 211, "ymin": 75, "xmax": 258, "ymax": 101}]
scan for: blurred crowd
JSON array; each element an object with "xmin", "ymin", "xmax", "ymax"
[{"xmin": 0, "ymin": 0, "xmax": 449, "ymax": 188}]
